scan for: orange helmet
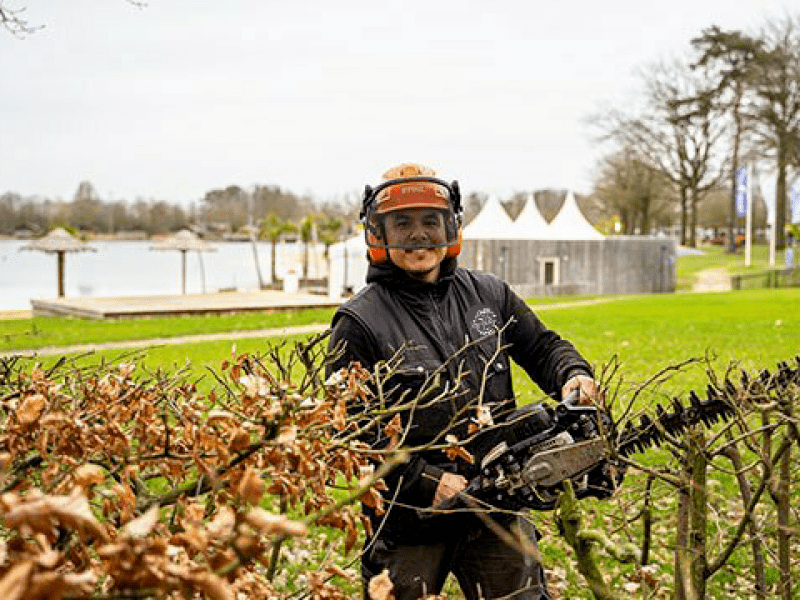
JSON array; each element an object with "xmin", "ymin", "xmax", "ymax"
[{"xmin": 361, "ymin": 163, "xmax": 463, "ymax": 265}]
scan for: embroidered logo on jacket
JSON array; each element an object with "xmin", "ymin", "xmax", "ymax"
[{"xmin": 466, "ymin": 305, "xmax": 500, "ymax": 338}]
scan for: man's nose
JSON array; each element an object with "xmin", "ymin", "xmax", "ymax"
[{"xmin": 408, "ymin": 222, "xmax": 429, "ymax": 240}]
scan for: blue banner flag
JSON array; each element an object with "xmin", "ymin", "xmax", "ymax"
[
  {"xmin": 792, "ymin": 185, "xmax": 800, "ymax": 224},
  {"xmin": 735, "ymin": 166, "xmax": 748, "ymax": 217}
]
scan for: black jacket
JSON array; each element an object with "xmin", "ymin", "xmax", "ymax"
[{"xmin": 326, "ymin": 258, "xmax": 592, "ymax": 541}]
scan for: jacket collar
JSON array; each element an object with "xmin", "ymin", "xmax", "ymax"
[{"xmin": 366, "ymin": 257, "xmax": 457, "ymax": 294}]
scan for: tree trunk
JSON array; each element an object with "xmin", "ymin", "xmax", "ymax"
[
  {"xmin": 777, "ymin": 424, "xmax": 792, "ymax": 599},
  {"xmin": 775, "ymin": 139, "xmax": 788, "ymax": 250},
  {"xmin": 688, "ymin": 428, "xmax": 707, "ymax": 599},
  {"xmin": 674, "ymin": 481, "xmax": 691, "ymax": 600},
  {"xmin": 689, "ymin": 188, "xmax": 699, "ymax": 248},
  {"xmin": 556, "ymin": 481, "xmax": 615, "ymax": 600},
  {"xmin": 723, "ymin": 435, "xmax": 767, "ymax": 598},
  {"xmin": 680, "ymin": 187, "xmax": 689, "ymax": 247}
]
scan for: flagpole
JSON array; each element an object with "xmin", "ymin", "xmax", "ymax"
[{"xmin": 745, "ymin": 163, "xmax": 752, "ymax": 268}]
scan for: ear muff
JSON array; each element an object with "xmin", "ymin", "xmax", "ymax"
[
  {"xmin": 366, "ymin": 228, "xmax": 389, "ymax": 264},
  {"xmin": 445, "ymin": 228, "xmax": 463, "ymax": 259}
]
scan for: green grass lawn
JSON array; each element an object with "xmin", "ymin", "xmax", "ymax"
[
  {"xmin": 514, "ymin": 288, "xmax": 799, "ymax": 404},
  {"xmin": 0, "ymin": 307, "xmax": 336, "ymax": 353}
]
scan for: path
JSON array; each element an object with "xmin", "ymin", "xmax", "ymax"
[{"xmin": 692, "ymin": 268, "xmax": 732, "ymax": 293}]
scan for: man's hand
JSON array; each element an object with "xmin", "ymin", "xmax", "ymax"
[
  {"xmin": 562, "ymin": 374, "xmax": 605, "ymax": 406},
  {"xmin": 433, "ymin": 472, "xmax": 467, "ymax": 507}
]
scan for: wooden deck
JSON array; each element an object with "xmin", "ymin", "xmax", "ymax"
[{"xmin": 29, "ymin": 290, "xmax": 342, "ymax": 320}]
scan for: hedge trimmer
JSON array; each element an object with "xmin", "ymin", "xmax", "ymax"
[{"xmin": 457, "ymin": 357, "xmax": 799, "ymax": 512}]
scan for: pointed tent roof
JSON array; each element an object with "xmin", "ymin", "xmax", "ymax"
[
  {"xmin": 508, "ymin": 193, "xmax": 551, "ymax": 239},
  {"xmin": 547, "ymin": 191, "xmax": 604, "ymax": 240},
  {"xmin": 462, "ymin": 195, "xmax": 515, "ymax": 240}
]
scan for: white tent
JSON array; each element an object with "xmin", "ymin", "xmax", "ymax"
[
  {"xmin": 327, "ymin": 234, "xmax": 368, "ymax": 298},
  {"xmin": 508, "ymin": 193, "xmax": 551, "ymax": 239},
  {"xmin": 462, "ymin": 195, "xmax": 515, "ymax": 240},
  {"xmin": 547, "ymin": 191, "xmax": 605, "ymax": 240}
]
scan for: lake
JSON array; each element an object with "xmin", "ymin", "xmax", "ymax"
[{"xmin": 0, "ymin": 239, "xmax": 330, "ymax": 311}]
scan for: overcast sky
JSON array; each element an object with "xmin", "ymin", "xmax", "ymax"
[{"xmin": 0, "ymin": 0, "xmax": 794, "ymax": 206}]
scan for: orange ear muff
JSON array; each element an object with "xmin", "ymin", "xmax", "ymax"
[
  {"xmin": 445, "ymin": 229, "xmax": 463, "ymax": 258},
  {"xmin": 366, "ymin": 230, "xmax": 388, "ymax": 264}
]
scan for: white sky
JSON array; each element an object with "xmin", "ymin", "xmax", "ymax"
[{"xmin": 0, "ymin": 0, "xmax": 794, "ymax": 206}]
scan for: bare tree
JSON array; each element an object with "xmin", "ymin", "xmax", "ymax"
[
  {"xmin": 592, "ymin": 146, "xmax": 675, "ymax": 234},
  {"xmin": 690, "ymin": 26, "xmax": 762, "ymax": 253},
  {"xmin": 748, "ymin": 14, "xmax": 800, "ymax": 249},
  {"xmin": 592, "ymin": 58, "xmax": 726, "ymax": 246}
]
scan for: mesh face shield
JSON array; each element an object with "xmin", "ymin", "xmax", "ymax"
[{"xmin": 361, "ymin": 176, "xmax": 463, "ymax": 261}]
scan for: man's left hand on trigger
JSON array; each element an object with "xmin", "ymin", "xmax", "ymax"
[{"xmin": 562, "ymin": 374, "xmax": 604, "ymax": 406}]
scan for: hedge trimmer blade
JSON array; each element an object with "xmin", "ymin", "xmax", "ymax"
[
  {"xmin": 615, "ymin": 387, "xmax": 736, "ymax": 457},
  {"xmin": 615, "ymin": 356, "xmax": 800, "ymax": 458}
]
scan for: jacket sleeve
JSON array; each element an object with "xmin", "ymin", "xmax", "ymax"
[
  {"xmin": 502, "ymin": 286, "xmax": 593, "ymax": 399},
  {"xmin": 326, "ymin": 314, "xmax": 441, "ymax": 508}
]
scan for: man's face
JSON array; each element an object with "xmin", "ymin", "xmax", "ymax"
[{"xmin": 382, "ymin": 207, "xmax": 448, "ymax": 282}]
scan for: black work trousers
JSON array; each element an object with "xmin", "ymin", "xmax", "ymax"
[{"xmin": 361, "ymin": 516, "xmax": 551, "ymax": 600}]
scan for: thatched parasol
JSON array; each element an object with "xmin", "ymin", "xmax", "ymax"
[
  {"xmin": 150, "ymin": 229, "xmax": 216, "ymax": 294},
  {"xmin": 20, "ymin": 228, "xmax": 97, "ymax": 297}
]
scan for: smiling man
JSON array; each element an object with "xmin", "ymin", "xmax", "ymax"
[{"xmin": 326, "ymin": 163, "xmax": 602, "ymax": 600}]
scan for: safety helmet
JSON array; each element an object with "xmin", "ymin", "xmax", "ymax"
[{"xmin": 361, "ymin": 163, "xmax": 463, "ymax": 265}]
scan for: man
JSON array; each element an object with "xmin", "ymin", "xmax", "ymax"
[{"xmin": 327, "ymin": 163, "xmax": 603, "ymax": 600}]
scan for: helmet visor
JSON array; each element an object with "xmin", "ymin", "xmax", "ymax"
[{"xmin": 369, "ymin": 207, "xmax": 459, "ymax": 252}]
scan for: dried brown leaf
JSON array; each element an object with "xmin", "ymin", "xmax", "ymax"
[
  {"xmin": 16, "ymin": 394, "xmax": 46, "ymax": 427},
  {"xmin": 230, "ymin": 428, "xmax": 251, "ymax": 453},
  {"xmin": 277, "ymin": 425, "xmax": 297, "ymax": 446},
  {"xmin": 72, "ymin": 464, "xmax": 105, "ymax": 490},
  {"xmin": 243, "ymin": 507, "xmax": 307, "ymax": 537},
  {"xmin": 207, "ymin": 505, "xmax": 236, "ymax": 538},
  {"xmin": 27, "ymin": 570, "xmax": 98, "ymax": 600},
  {"xmin": 333, "ymin": 397, "xmax": 347, "ymax": 431},
  {"xmin": 3, "ymin": 490, "xmax": 108, "ymax": 542},
  {"xmin": 443, "ymin": 434, "xmax": 474, "ymax": 464},
  {"xmin": 188, "ymin": 571, "xmax": 235, "ymax": 600},
  {"xmin": 237, "ymin": 467, "xmax": 264, "ymax": 506},
  {"xmin": 383, "ymin": 414, "xmax": 403, "ymax": 450},
  {"xmin": 121, "ymin": 505, "xmax": 159, "ymax": 539},
  {"xmin": 0, "ymin": 561, "xmax": 34, "ymax": 600},
  {"xmin": 325, "ymin": 564, "xmax": 354, "ymax": 580},
  {"xmin": 368, "ymin": 569, "xmax": 395, "ymax": 600}
]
